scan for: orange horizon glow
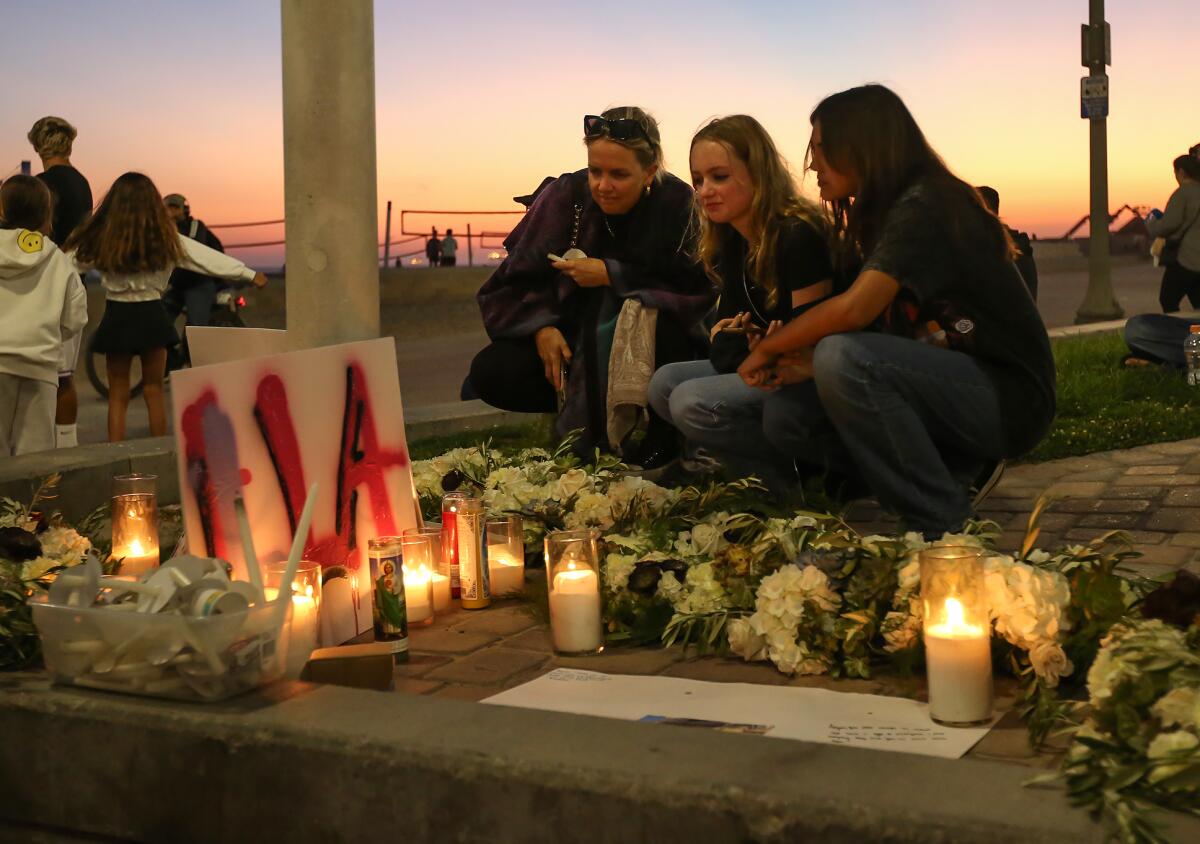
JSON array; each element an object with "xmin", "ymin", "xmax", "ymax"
[{"xmin": 4, "ymin": 1, "xmax": 1197, "ymax": 269}]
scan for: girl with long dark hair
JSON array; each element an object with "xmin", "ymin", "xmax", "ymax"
[
  {"xmin": 739, "ymin": 85, "xmax": 1055, "ymax": 536},
  {"xmin": 66, "ymin": 172, "xmax": 266, "ymax": 442}
]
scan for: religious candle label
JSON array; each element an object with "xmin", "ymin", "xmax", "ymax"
[
  {"xmin": 457, "ymin": 511, "xmax": 490, "ymax": 603},
  {"xmin": 441, "ymin": 508, "xmax": 460, "ymax": 598},
  {"xmin": 369, "ymin": 545, "xmax": 408, "ymax": 651}
]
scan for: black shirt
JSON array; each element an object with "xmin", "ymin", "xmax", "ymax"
[
  {"xmin": 710, "ymin": 216, "xmax": 833, "ymax": 373},
  {"xmin": 862, "ymin": 180, "xmax": 1056, "ymax": 456},
  {"xmin": 37, "ymin": 164, "xmax": 92, "ymax": 246}
]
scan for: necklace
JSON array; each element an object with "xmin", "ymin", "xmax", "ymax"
[{"xmin": 604, "ymin": 215, "xmax": 615, "ymax": 238}]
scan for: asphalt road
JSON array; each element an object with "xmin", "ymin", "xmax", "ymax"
[{"xmin": 72, "ymin": 258, "xmax": 1166, "ymax": 445}]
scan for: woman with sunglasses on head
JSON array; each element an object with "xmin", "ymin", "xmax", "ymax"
[
  {"xmin": 738, "ymin": 85, "xmax": 1054, "ymax": 537},
  {"xmin": 469, "ymin": 107, "xmax": 713, "ymax": 457},
  {"xmin": 646, "ymin": 115, "xmax": 836, "ymax": 488}
]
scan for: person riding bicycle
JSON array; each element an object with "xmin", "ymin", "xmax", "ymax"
[{"xmin": 162, "ymin": 193, "xmax": 226, "ymax": 367}]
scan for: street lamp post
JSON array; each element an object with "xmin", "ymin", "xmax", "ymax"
[{"xmin": 1075, "ymin": 0, "xmax": 1122, "ymax": 323}]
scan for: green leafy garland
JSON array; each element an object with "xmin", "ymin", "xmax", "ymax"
[{"xmin": 412, "ymin": 442, "xmax": 1197, "ymax": 842}]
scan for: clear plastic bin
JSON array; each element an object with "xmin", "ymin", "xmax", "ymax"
[{"xmin": 32, "ymin": 596, "xmax": 292, "ymax": 702}]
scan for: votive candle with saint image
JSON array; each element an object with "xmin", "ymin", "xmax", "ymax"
[
  {"xmin": 110, "ymin": 473, "xmax": 159, "ymax": 577},
  {"xmin": 920, "ymin": 546, "xmax": 993, "ymax": 726},
  {"xmin": 545, "ymin": 529, "xmax": 603, "ymax": 655}
]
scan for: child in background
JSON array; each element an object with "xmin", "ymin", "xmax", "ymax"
[
  {"xmin": 65, "ymin": 172, "xmax": 267, "ymax": 442},
  {"xmin": 0, "ymin": 176, "xmax": 87, "ymax": 455}
]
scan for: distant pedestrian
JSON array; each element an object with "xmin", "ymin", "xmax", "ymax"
[
  {"xmin": 65, "ymin": 172, "xmax": 267, "ymax": 442},
  {"xmin": 0, "ymin": 176, "xmax": 87, "ymax": 455},
  {"xmin": 441, "ymin": 228, "xmax": 458, "ymax": 267},
  {"xmin": 976, "ymin": 186, "xmax": 1039, "ymax": 301},
  {"xmin": 28, "ymin": 115, "xmax": 92, "ymax": 449},
  {"xmin": 1147, "ymin": 155, "xmax": 1200, "ymax": 312},
  {"xmin": 425, "ymin": 227, "xmax": 441, "ymax": 267},
  {"xmin": 161, "ymin": 193, "xmax": 226, "ymax": 367}
]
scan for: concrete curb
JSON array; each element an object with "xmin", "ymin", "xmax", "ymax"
[{"xmin": 5, "ymin": 673, "xmax": 1186, "ymax": 844}]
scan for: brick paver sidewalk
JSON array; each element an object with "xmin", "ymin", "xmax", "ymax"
[{"xmin": 387, "ymin": 438, "xmax": 1200, "ymax": 769}]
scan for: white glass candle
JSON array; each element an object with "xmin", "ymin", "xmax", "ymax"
[
  {"xmin": 487, "ymin": 516, "xmax": 525, "ymax": 596},
  {"xmin": 111, "ymin": 474, "xmax": 159, "ymax": 577},
  {"xmin": 545, "ymin": 530, "xmax": 603, "ymax": 655},
  {"xmin": 406, "ymin": 525, "xmax": 451, "ymax": 609},
  {"xmin": 266, "ymin": 562, "xmax": 323, "ymax": 678},
  {"xmin": 431, "ymin": 572, "xmax": 452, "ymax": 611},
  {"xmin": 921, "ymin": 547, "xmax": 993, "ymax": 726},
  {"xmin": 400, "ymin": 534, "xmax": 436, "ymax": 625}
]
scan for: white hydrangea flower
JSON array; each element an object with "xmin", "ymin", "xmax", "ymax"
[
  {"xmin": 38, "ymin": 526, "xmax": 91, "ymax": 566},
  {"xmin": 655, "ymin": 571, "xmax": 685, "ymax": 608},
  {"xmin": 770, "ymin": 640, "xmax": 830, "ymax": 676},
  {"xmin": 1147, "ymin": 731, "xmax": 1200, "ymax": 785},
  {"xmin": 21, "ymin": 555, "xmax": 60, "ymax": 582},
  {"xmin": 564, "ymin": 491, "xmax": 614, "ymax": 530},
  {"xmin": 896, "ymin": 560, "xmax": 921, "ymax": 595},
  {"xmin": 1152, "ymin": 688, "xmax": 1200, "ymax": 731},
  {"xmin": 681, "ymin": 563, "xmax": 727, "ymax": 614},
  {"xmin": 603, "ymin": 553, "xmax": 637, "ymax": 593},
  {"xmin": 1087, "ymin": 644, "xmax": 1136, "ymax": 703},
  {"xmin": 1149, "ymin": 731, "xmax": 1200, "ymax": 759}
]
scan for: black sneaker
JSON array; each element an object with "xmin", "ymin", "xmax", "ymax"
[{"xmin": 970, "ymin": 459, "xmax": 1006, "ymax": 509}]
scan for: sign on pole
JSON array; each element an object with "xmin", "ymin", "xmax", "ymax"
[{"xmin": 1081, "ymin": 75, "xmax": 1109, "ymax": 120}]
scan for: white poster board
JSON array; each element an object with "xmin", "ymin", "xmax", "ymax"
[
  {"xmin": 186, "ymin": 326, "xmax": 289, "ymax": 368},
  {"xmin": 485, "ymin": 669, "xmax": 997, "ymax": 759},
  {"xmin": 170, "ymin": 337, "xmax": 418, "ymax": 642}
]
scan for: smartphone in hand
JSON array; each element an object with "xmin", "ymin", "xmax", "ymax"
[{"xmin": 556, "ymin": 360, "xmax": 569, "ymax": 409}]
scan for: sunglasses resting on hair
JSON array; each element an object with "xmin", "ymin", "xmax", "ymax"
[{"xmin": 583, "ymin": 114, "xmax": 649, "ymax": 143}]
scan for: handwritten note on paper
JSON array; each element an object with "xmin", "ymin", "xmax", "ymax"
[
  {"xmin": 827, "ymin": 724, "xmax": 950, "ymax": 747},
  {"xmin": 485, "ymin": 670, "xmax": 997, "ymax": 759}
]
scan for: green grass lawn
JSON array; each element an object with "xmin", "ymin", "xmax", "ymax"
[
  {"xmin": 407, "ymin": 331, "xmax": 1200, "ymax": 465},
  {"xmin": 1026, "ymin": 330, "xmax": 1200, "ymax": 462}
]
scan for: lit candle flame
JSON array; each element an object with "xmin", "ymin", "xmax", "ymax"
[
  {"xmin": 129, "ymin": 538, "xmax": 145, "ymax": 555},
  {"xmin": 945, "ymin": 597, "xmax": 966, "ymax": 628}
]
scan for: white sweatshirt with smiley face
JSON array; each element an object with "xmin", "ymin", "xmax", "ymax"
[{"xmin": 0, "ymin": 229, "xmax": 87, "ymax": 385}]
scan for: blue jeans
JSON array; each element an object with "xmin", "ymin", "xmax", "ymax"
[
  {"xmin": 648, "ymin": 360, "xmax": 799, "ymax": 491},
  {"xmin": 1124, "ymin": 313, "xmax": 1195, "ymax": 367},
  {"xmin": 765, "ymin": 333, "xmax": 1006, "ymax": 537}
]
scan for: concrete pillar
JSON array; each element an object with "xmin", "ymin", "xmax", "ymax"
[{"xmin": 281, "ymin": 0, "xmax": 380, "ymax": 348}]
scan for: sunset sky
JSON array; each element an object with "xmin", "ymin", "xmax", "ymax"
[{"xmin": 4, "ymin": 0, "xmax": 1197, "ymax": 269}]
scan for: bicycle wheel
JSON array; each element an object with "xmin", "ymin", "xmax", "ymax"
[{"xmin": 85, "ymin": 331, "xmax": 144, "ymax": 400}]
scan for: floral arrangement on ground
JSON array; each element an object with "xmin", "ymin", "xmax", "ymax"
[
  {"xmin": 415, "ymin": 440, "xmax": 1200, "ymax": 843},
  {"xmin": 0, "ymin": 475, "xmax": 112, "ymax": 670}
]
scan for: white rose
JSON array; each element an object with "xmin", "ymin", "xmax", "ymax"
[
  {"xmin": 726, "ymin": 617, "xmax": 768, "ymax": 662},
  {"xmin": 1028, "ymin": 642, "xmax": 1074, "ymax": 687},
  {"xmin": 551, "ymin": 469, "xmax": 590, "ymax": 501},
  {"xmin": 689, "ymin": 523, "xmax": 725, "ymax": 557}
]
